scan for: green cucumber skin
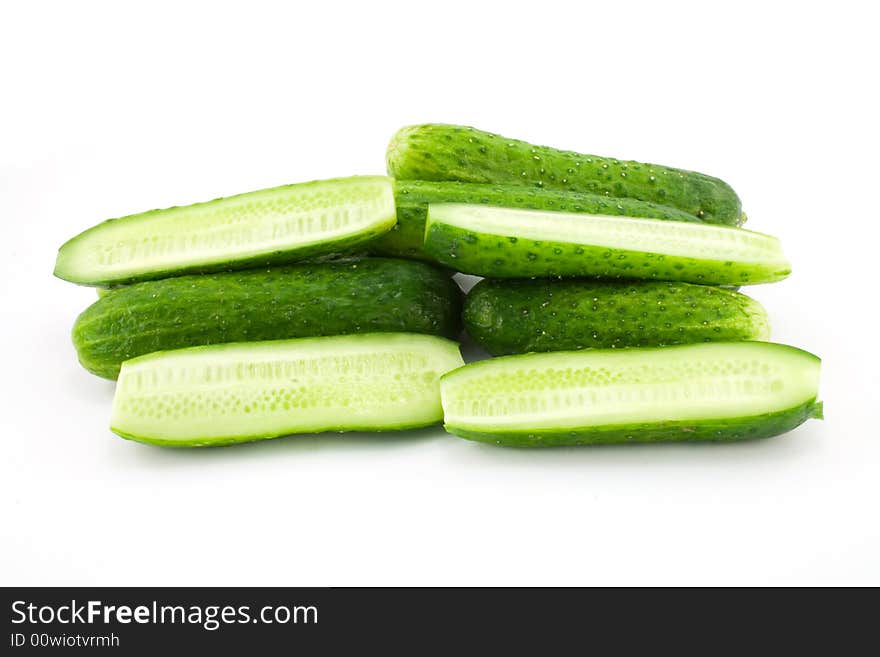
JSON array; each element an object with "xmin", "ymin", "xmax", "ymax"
[
  {"xmin": 387, "ymin": 124, "xmax": 742, "ymax": 226},
  {"xmin": 464, "ymin": 279, "xmax": 770, "ymax": 355},
  {"xmin": 73, "ymin": 257, "xmax": 463, "ymax": 379},
  {"xmin": 114, "ymin": 417, "xmax": 440, "ymax": 448},
  {"xmin": 446, "ymin": 400, "xmax": 823, "ymax": 447},
  {"xmin": 369, "ymin": 180, "xmax": 702, "ymax": 261},
  {"xmin": 424, "ymin": 221, "xmax": 789, "ymax": 286}
]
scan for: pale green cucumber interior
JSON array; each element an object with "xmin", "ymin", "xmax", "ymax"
[
  {"xmin": 57, "ymin": 176, "xmax": 395, "ymax": 282},
  {"xmin": 428, "ymin": 204, "xmax": 788, "ymax": 267},
  {"xmin": 441, "ymin": 342, "xmax": 820, "ymax": 431},
  {"xmin": 111, "ymin": 333, "xmax": 463, "ymax": 443}
]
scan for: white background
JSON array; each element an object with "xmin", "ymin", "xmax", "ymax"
[{"xmin": 1, "ymin": 1, "xmax": 878, "ymax": 586}]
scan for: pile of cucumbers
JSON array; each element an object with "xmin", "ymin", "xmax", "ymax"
[{"xmin": 55, "ymin": 124, "xmax": 822, "ymax": 448}]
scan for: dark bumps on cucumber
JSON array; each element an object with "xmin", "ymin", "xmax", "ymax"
[
  {"xmin": 370, "ymin": 180, "xmax": 702, "ymax": 261},
  {"xmin": 464, "ymin": 279, "xmax": 770, "ymax": 355},
  {"xmin": 424, "ymin": 204, "xmax": 790, "ymax": 286},
  {"xmin": 72, "ymin": 257, "xmax": 463, "ymax": 379},
  {"xmin": 387, "ymin": 124, "xmax": 743, "ymax": 226}
]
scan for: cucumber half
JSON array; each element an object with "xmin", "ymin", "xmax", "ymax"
[
  {"xmin": 55, "ymin": 176, "xmax": 396, "ymax": 286},
  {"xmin": 111, "ymin": 333, "xmax": 464, "ymax": 447},
  {"xmin": 440, "ymin": 342, "xmax": 822, "ymax": 446},
  {"xmin": 424, "ymin": 204, "xmax": 790, "ymax": 285}
]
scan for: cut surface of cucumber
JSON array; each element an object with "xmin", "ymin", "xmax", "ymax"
[
  {"xmin": 55, "ymin": 176, "xmax": 396, "ymax": 285},
  {"xmin": 425, "ymin": 204, "xmax": 790, "ymax": 285},
  {"xmin": 111, "ymin": 333, "xmax": 464, "ymax": 447},
  {"xmin": 371, "ymin": 179, "xmax": 702, "ymax": 261},
  {"xmin": 440, "ymin": 342, "xmax": 821, "ymax": 446}
]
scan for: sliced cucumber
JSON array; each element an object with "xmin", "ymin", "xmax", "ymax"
[
  {"xmin": 111, "ymin": 333, "xmax": 464, "ymax": 447},
  {"xmin": 371, "ymin": 180, "xmax": 702, "ymax": 261},
  {"xmin": 424, "ymin": 204, "xmax": 790, "ymax": 285},
  {"xmin": 440, "ymin": 342, "xmax": 822, "ymax": 446},
  {"xmin": 55, "ymin": 176, "xmax": 396, "ymax": 286}
]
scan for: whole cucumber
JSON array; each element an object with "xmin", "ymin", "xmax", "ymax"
[
  {"xmin": 464, "ymin": 279, "xmax": 770, "ymax": 355},
  {"xmin": 370, "ymin": 180, "xmax": 701, "ymax": 261},
  {"xmin": 387, "ymin": 124, "xmax": 743, "ymax": 226},
  {"xmin": 72, "ymin": 257, "xmax": 463, "ymax": 379}
]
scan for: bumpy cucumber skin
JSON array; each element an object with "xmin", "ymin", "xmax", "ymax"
[
  {"xmin": 111, "ymin": 334, "xmax": 465, "ymax": 447},
  {"xmin": 464, "ymin": 279, "xmax": 770, "ymax": 355},
  {"xmin": 446, "ymin": 400, "xmax": 823, "ymax": 447},
  {"xmin": 73, "ymin": 258, "xmax": 463, "ymax": 379},
  {"xmin": 54, "ymin": 176, "xmax": 396, "ymax": 286},
  {"xmin": 424, "ymin": 220, "xmax": 790, "ymax": 286},
  {"xmin": 370, "ymin": 180, "xmax": 701, "ymax": 261},
  {"xmin": 387, "ymin": 124, "xmax": 743, "ymax": 226}
]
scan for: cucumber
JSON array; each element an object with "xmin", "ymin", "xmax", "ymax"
[
  {"xmin": 464, "ymin": 279, "xmax": 770, "ymax": 355},
  {"xmin": 370, "ymin": 180, "xmax": 701, "ymax": 261},
  {"xmin": 424, "ymin": 204, "xmax": 790, "ymax": 286},
  {"xmin": 111, "ymin": 333, "xmax": 465, "ymax": 447},
  {"xmin": 387, "ymin": 124, "xmax": 743, "ymax": 226},
  {"xmin": 440, "ymin": 342, "xmax": 822, "ymax": 446},
  {"xmin": 73, "ymin": 257, "xmax": 463, "ymax": 379},
  {"xmin": 54, "ymin": 176, "xmax": 396, "ymax": 286}
]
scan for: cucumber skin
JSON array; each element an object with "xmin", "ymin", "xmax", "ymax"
[
  {"xmin": 54, "ymin": 176, "xmax": 395, "ymax": 286},
  {"xmin": 446, "ymin": 400, "xmax": 823, "ymax": 447},
  {"xmin": 73, "ymin": 258, "xmax": 463, "ymax": 380},
  {"xmin": 114, "ymin": 417, "xmax": 439, "ymax": 448},
  {"xmin": 464, "ymin": 279, "xmax": 770, "ymax": 355},
  {"xmin": 370, "ymin": 180, "xmax": 702, "ymax": 261},
  {"xmin": 424, "ymin": 219, "xmax": 790, "ymax": 286},
  {"xmin": 387, "ymin": 124, "xmax": 742, "ymax": 226}
]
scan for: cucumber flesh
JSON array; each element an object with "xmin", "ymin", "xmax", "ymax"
[
  {"xmin": 440, "ymin": 341, "xmax": 822, "ymax": 446},
  {"xmin": 55, "ymin": 176, "xmax": 396, "ymax": 286},
  {"xmin": 111, "ymin": 333, "xmax": 464, "ymax": 447},
  {"xmin": 425, "ymin": 204, "xmax": 790, "ymax": 286},
  {"xmin": 371, "ymin": 180, "xmax": 702, "ymax": 261}
]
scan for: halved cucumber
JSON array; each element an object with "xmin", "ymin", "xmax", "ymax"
[
  {"xmin": 370, "ymin": 180, "xmax": 702, "ymax": 261},
  {"xmin": 55, "ymin": 176, "xmax": 396, "ymax": 286},
  {"xmin": 424, "ymin": 204, "xmax": 790, "ymax": 285},
  {"xmin": 440, "ymin": 341, "xmax": 822, "ymax": 446},
  {"xmin": 111, "ymin": 333, "xmax": 464, "ymax": 447}
]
